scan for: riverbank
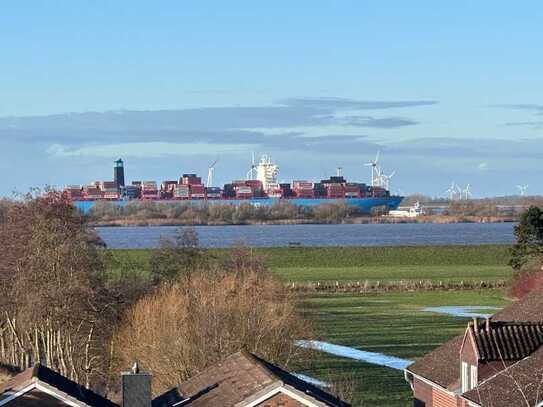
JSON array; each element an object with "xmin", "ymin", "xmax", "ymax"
[{"xmin": 91, "ymin": 214, "xmax": 517, "ymax": 227}]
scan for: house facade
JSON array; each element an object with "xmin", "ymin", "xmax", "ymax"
[{"xmin": 405, "ymin": 287, "xmax": 543, "ymax": 407}]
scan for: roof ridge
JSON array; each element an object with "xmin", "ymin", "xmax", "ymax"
[
  {"xmin": 0, "ymin": 363, "xmax": 119, "ymax": 407},
  {"xmin": 178, "ymin": 350, "xmax": 278, "ymax": 392},
  {"xmin": 240, "ymin": 351, "xmax": 282, "ymax": 382}
]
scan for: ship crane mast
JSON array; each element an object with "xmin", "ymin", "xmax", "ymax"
[{"xmin": 246, "ymin": 152, "xmax": 257, "ymax": 180}]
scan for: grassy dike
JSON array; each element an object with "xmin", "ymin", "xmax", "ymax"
[{"xmin": 110, "ymin": 244, "xmax": 513, "ymax": 284}]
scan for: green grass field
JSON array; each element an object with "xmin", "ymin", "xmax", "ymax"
[
  {"xmin": 110, "ymin": 244, "xmax": 513, "ymax": 283},
  {"xmin": 299, "ymin": 290, "xmax": 510, "ymax": 406},
  {"xmin": 109, "ymin": 245, "xmax": 515, "ymax": 405}
]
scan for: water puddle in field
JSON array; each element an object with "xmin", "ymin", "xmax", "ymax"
[
  {"xmin": 296, "ymin": 340, "xmax": 412, "ymax": 370},
  {"xmin": 421, "ymin": 306, "xmax": 502, "ymax": 319},
  {"xmin": 293, "ymin": 373, "xmax": 330, "ymax": 387}
]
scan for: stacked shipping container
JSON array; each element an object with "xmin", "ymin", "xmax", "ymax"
[{"xmin": 64, "ymin": 161, "xmax": 395, "ymax": 203}]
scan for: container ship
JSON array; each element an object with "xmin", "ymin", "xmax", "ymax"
[{"xmin": 65, "ymin": 156, "xmax": 403, "ymax": 214}]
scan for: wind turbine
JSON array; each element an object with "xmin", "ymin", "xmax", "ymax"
[
  {"xmin": 364, "ymin": 151, "xmax": 380, "ymax": 186},
  {"xmin": 445, "ymin": 182, "xmax": 459, "ymax": 200},
  {"xmin": 463, "ymin": 184, "xmax": 472, "ymax": 200},
  {"xmin": 517, "ymin": 184, "xmax": 529, "ymax": 196},
  {"xmin": 206, "ymin": 157, "xmax": 219, "ymax": 188},
  {"xmin": 380, "ymin": 170, "xmax": 395, "ymax": 190},
  {"xmin": 246, "ymin": 152, "xmax": 257, "ymax": 180}
]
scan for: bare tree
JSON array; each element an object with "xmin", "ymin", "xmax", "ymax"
[
  {"xmin": 0, "ymin": 191, "xmax": 121, "ymax": 388},
  {"xmin": 149, "ymin": 227, "xmax": 208, "ymax": 281}
]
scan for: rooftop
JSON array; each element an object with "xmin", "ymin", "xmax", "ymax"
[{"xmin": 175, "ymin": 350, "xmax": 349, "ymax": 407}]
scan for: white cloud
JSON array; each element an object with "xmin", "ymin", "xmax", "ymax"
[
  {"xmin": 46, "ymin": 142, "xmax": 255, "ymax": 158},
  {"xmin": 478, "ymin": 162, "xmax": 489, "ymax": 171}
]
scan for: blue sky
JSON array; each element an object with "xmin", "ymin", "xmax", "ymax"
[{"xmin": 1, "ymin": 1, "xmax": 542, "ymax": 197}]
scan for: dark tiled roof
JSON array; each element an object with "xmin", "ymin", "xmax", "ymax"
[
  {"xmin": 0, "ymin": 364, "xmax": 119, "ymax": 407},
  {"xmin": 473, "ymin": 321, "xmax": 543, "ymax": 361},
  {"xmin": 405, "ymin": 335, "xmax": 463, "ymax": 389},
  {"xmin": 177, "ymin": 351, "xmax": 349, "ymax": 407},
  {"xmin": 493, "ymin": 287, "xmax": 543, "ymax": 323},
  {"xmin": 462, "ymin": 346, "xmax": 543, "ymax": 407},
  {"xmin": 251, "ymin": 353, "xmax": 349, "ymax": 407}
]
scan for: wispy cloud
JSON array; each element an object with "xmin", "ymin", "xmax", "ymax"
[
  {"xmin": 494, "ymin": 104, "xmax": 543, "ymax": 114},
  {"xmin": 0, "ymin": 98, "xmax": 434, "ymax": 149},
  {"xmin": 503, "ymin": 121, "xmax": 543, "ymax": 130},
  {"xmin": 46, "ymin": 142, "xmax": 255, "ymax": 158},
  {"xmin": 0, "ymin": 97, "xmax": 434, "ymax": 135},
  {"xmin": 277, "ymin": 97, "xmax": 438, "ymax": 110}
]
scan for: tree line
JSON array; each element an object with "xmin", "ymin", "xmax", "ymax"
[{"xmin": 87, "ymin": 200, "xmax": 370, "ymax": 224}]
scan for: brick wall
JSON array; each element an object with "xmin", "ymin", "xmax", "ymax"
[
  {"xmin": 431, "ymin": 387, "xmax": 458, "ymax": 407},
  {"xmin": 257, "ymin": 392, "xmax": 306, "ymax": 407},
  {"xmin": 413, "ymin": 376, "xmax": 463, "ymax": 407},
  {"xmin": 413, "ymin": 376, "xmax": 433, "ymax": 405}
]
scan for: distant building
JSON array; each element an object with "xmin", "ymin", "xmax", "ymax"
[
  {"xmin": 404, "ymin": 288, "xmax": 543, "ymax": 407},
  {"xmin": 0, "ymin": 351, "xmax": 349, "ymax": 407},
  {"xmin": 114, "ymin": 159, "xmax": 125, "ymax": 188}
]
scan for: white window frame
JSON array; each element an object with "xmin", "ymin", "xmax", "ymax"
[
  {"xmin": 461, "ymin": 362, "xmax": 469, "ymax": 392},
  {"xmin": 470, "ymin": 365, "xmax": 478, "ymax": 389}
]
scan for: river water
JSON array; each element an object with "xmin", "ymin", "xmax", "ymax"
[{"xmin": 96, "ymin": 222, "xmax": 516, "ymax": 249}]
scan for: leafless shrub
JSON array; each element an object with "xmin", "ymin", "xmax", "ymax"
[
  {"xmin": 113, "ymin": 268, "xmax": 314, "ymax": 395},
  {"xmin": 327, "ymin": 370, "xmax": 358, "ymax": 405},
  {"xmin": 0, "ymin": 363, "xmax": 18, "ymax": 386}
]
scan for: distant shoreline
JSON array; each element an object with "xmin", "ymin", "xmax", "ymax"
[{"xmin": 90, "ymin": 215, "xmax": 518, "ymax": 227}]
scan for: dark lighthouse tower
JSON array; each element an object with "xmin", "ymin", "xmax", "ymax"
[{"xmin": 114, "ymin": 158, "xmax": 125, "ymax": 187}]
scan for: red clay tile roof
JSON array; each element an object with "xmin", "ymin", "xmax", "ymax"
[
  {"xmin": 0, "ymin": 364, "xmax": 118, "ymax": 407},
  {"xmin": 462, "ymin": 346, "xmax": 543, "ymax": 407},
  {"xmin": 472, "ymin": 321, "xmax": 543, "ymax": 361},
  {"xmin": 175, "ymin": 351, "xmax": 349, "ymax": 406}
]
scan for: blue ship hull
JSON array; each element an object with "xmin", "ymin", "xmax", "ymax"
[{"xmin": 74, "ymin": 196, "xmax": 403, "ymax": 215}]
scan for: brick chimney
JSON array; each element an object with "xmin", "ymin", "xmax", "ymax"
[{"xmin": 122, "ymin": 362, "xmax": 152, "ymax": 407}]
